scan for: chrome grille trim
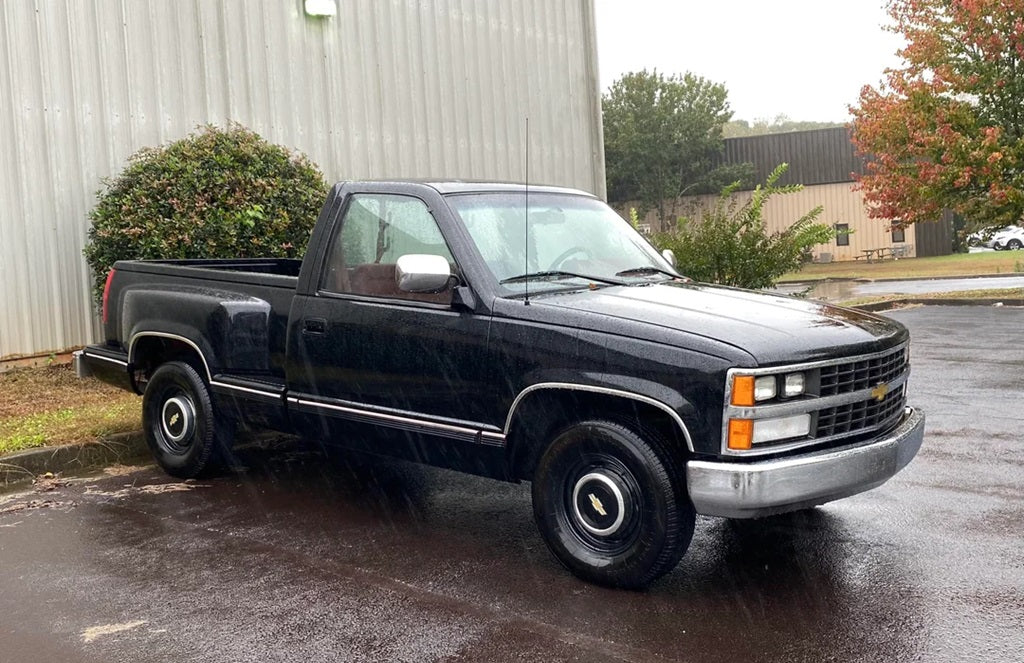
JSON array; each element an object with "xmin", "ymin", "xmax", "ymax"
[
  {"xmin": 722, "ymin": 342, "xmax": 910, "ymax": 457},
  {"xmin": 819, "ymin": 345, "xmax": 907, "ymax": 396}
]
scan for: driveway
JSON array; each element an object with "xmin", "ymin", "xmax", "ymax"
[{"xmin": 1, "ymin": 306, "xmax": 1021, "ymax": 663}]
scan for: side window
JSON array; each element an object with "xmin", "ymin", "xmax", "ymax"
[
  {"xmin": 835, "ymin": 223, "xmax": 850, "ymax": 247},
  {"xmin": 891, "ymin": 226, "xmax": 906, "ymax": 243},
  {"xmin": 321, "ymin": 194, "xmax": 454, "ymax": 302}
]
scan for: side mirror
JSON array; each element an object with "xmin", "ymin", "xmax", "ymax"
[
  {"xmin": 395, "ymin": 254, "xmax": 453, "ymax": 293},
  {"xmin": 661, "ymin": 249, "xmax": 677, "ymax": 268}
]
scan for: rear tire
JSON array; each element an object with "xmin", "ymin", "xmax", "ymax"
[
  {"xmin": 1008, "ymin": 239, "xmax": 1023, "ymax": 250},
  {"xmin": 142, "ymin": 361, "xmax": 233, "ymax": 479},
  {"xmin": 531, "ymin": 420, "xmax": 695, "ymax": 589}
]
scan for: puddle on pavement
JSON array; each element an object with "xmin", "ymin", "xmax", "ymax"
[
  {"xmin": 773, "ymin": 280, "xmax": 862, "ymax": 301},
  {"xmin": 775, "ymin": 276, "xmax": 1024, "ymax": 302}
]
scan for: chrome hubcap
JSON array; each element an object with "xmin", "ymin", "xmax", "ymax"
[
  {"xmin": 572, "ymin": 472, "xmax": 629, "ymax": 536},
  {"xmin": 161, "ymin": 395, "xmax": 195, "ymax": 445}
]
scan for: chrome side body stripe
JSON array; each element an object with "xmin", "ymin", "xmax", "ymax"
[
  {"xmin": 287, "ymin": 396, "xmax": 506, "ymax": 447},
  {"xmin": 209, "ymin": 380, "xmax": 283, "ymax": 398},
  {"xmin": 79, "ymin": 351, "xmax": 128, "ymax": 367}
]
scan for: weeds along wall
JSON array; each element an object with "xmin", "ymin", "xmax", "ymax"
[{"xmin": 0, "ymin": 0, "xmax": 605, "ymax": 361}]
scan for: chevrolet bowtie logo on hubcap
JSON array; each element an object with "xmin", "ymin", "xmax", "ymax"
[
  {"xmin": 169, "ymin": 412, "xmax": 180, "ymax": 426},
  {"xmin": 588, "ymin": 493, "xmax": 607, "ymax": 517},
  {"xmin": 870, "ymin": 382, "xmax": 890, "ymax": 402}
]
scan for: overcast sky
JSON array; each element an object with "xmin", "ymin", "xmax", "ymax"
[{"xmin": 593, "ymin": 0, "xmax": 905, "ymax": 123}]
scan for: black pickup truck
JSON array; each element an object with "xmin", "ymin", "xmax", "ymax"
[{"xmin": 76, "ymin": 180, "xmax": 925, "ymax": 588}]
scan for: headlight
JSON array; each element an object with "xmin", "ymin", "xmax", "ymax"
[
  {"xmin": 754, "ymin": 376, "xmax": 777, "ymax": 401},
  {"xmin": 732, "ymin": 372, "xmax": 805, "ymax": 405},
  {"xmin": 783, "ymin": 373, "xmax": 805, "ymax": 398},
  {"xmin": 752, "ymin": 413, "xmax": 811, "ymax": 443},
  {"xmin": 727, "ymin": 414, "xmax": 812, "ymax": 450}
]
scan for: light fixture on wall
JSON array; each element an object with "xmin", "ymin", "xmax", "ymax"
[{"xmin": 304, "ymin": 0, "xmax": 337, "ymax": 17}]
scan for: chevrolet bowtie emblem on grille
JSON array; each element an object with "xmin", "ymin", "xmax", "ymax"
[
  {"xmin": 870, "ymin": 382, "xmax": 890, "ymax": 402},
  {"xmin": 589, "ymin": 493, "xmax": 607, "ymax": 517},
  {"xmin": 169, "ymin": 413, "xmax": 180, "ymax": 426}
]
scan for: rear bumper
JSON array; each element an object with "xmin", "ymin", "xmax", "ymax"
[
  {"xmin": 686, "ymin": 407, "xmax": 925, "ymax": 518},
  {"xmin": 73, "ymin": 347, "xmax": 134, "ymax": 391}
]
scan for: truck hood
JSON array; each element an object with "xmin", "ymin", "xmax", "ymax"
[{"xmin": 531, "ymin": 280, "xmax": 907, "ymax": 366}]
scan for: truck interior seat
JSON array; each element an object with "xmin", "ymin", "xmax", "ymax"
[{"xmin": 348, "ymin": 263, "xmax": 449, "ymax": 304}]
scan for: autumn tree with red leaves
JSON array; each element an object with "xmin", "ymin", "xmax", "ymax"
[{"xmin": 850, "ymin": 0, "xmax": 1024, "ymax": 229}]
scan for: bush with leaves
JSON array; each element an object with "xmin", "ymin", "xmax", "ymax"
[
  {"xmin": 652, "ymin": 164, "xmax": 833, "ymax": 289},
  {"xmin": 84, "ymin": 124, "xmax": 328, "ymax": 301}
]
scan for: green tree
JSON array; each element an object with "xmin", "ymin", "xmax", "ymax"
[
  {"xmin": 603, "ymin": 70, "xmax": 752, "ymax": 225},
  {"xmin": 652, "ymin": 164, "xmax": 833, "ymax": 289},
  {"xmin": 850, "ymin": 0, "xmax": 1024, "ymax": 229},
  {"xmin": 84, "ymin": 125, "xmax": 327, "ymax": 301}
]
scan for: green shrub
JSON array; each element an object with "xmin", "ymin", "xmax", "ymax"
[
  {"xmin": 652, "ymin": 164, "xmax": 834, "ymax": 289},
  {"xmin": 84, "ymin": 124, "xmax": 328, "ymax": 301}
]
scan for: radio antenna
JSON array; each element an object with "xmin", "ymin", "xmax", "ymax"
[{"xmin": 524, "ymin": 116, "xmax": 530, "ymax": 306}]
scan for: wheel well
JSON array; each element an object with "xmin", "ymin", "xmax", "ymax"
[
  {"xmin": 130, "ymin": 336, "xmax": 209, "ymax": 393},
  {"xmin": 506, "ymin": 390, "xmax": 691, "ymax": 481}
]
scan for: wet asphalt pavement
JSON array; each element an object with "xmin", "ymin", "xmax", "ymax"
[{"xmin": 1, "ymin": 305, "xmax": 1022, "ymax": 663}]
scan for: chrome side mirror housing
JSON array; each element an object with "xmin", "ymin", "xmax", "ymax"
[
  {"xmin": 661, "ymin": 249, "xmax": 677, "ymax": 269},
  {"xmin": 395, "ymin": 254, "xmax": 453, "ymax": 293}
]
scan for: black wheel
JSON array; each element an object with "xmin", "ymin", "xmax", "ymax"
[
  {"xmin": 142, "ymin": 361, "xmax": 233, "ymax": 479},
  {"xmin": 531, "ymin": 420, "xmax": 695, "ymax": 589},
  {"xmin": 1008, "ymin": 239, "xmax": 1023, "ymax": 250}
]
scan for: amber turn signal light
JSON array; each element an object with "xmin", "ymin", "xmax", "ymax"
[
  {"xmin": 728, "ymin": 418, "xmax": 753, "ymax": 450},
  {"xmin": 731, "ymin": 375, "xmax": 755, "ymax": 406}
]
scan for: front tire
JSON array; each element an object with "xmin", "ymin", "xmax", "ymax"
[
  {"xmin": 142, "ymin": 361, "xmax": 233, "ymax": 479},
  {"xmin": 531, "ymin": 420, "xmax": 695, "ymax": 589}
]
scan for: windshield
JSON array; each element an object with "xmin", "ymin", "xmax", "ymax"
[{"xmin": 445, "ymin": 192, "xmax": 675, "ymax": 294}]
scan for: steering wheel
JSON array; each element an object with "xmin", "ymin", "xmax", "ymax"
[{"xmin": 549, "ymin": 246, "xmax": 593, "ymax": 271}]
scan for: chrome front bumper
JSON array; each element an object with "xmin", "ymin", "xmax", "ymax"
[{"xmin": 686, "ymin": 407, "xmax": 925, "ymax": 518}]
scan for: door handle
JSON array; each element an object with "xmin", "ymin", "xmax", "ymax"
[{"xmin": 302, "ymin": 318, "xmax": 327, "ymax": 335}]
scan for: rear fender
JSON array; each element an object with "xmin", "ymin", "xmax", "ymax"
[{"xmin": 122, "ymin": 287, "xmax": 272, "ymax": 376}]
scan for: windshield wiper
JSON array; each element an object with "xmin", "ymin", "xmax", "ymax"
[
  {"xmin": 615, "ymin": 266, "xmax": 683, "ymax": 279},
  {"xmin": 500, "ymin": 270, "xmax": 625, "ymax": 286}
]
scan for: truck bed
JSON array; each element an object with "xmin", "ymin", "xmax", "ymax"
[
  {"xmin": 104, "ymin": 258, "xmax": 303, "ymax": 384},
  {"xmin": 117, "ymin": 257, "xmax": 303, "ymax": 287}
]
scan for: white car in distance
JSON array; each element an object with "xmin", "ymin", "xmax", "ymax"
[{"xmin": 988, "ymin": 225, "xmax": 1024, "ymax": 250}]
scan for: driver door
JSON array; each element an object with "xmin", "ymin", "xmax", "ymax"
[{"xmin": 290, "ymin": 193, "xmax": 496, "ymax": 436}]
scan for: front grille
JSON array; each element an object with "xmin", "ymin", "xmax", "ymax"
[
  {"xmin": 816, "ymin": 385, "xmax": 905, "ymax": 438},
  {"xmin": 819, "ymin": 344, "xmax": 907, "ymax": 396}
]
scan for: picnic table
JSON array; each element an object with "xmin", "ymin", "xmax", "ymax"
[{"xmin": 859, "ymin": 247, "xmax": 902, "ymax": 262}]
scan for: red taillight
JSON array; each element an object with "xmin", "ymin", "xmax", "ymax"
[{"xmin": 102, "ymin": 268, "xmax": 116, "ymax": 323}]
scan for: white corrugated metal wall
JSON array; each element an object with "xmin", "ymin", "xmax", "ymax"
[{"xmin": 0, "ymin": 0, "xmax": 604, "ymax": 360}]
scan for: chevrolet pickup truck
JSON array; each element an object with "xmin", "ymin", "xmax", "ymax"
[{"xmin": 76, "ymin": 180, "xmax": 925, "ymax": 588}]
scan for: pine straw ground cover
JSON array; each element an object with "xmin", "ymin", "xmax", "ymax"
[{"xmin": 0, "ymin": 364, "xmax": 140, "ymax": 455}]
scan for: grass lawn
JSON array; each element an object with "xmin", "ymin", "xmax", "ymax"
[
  {"xmin": 0, "ymin": 364, "xmax": 140, "ymax": 456},
  {"xmin": 781, "ymin": 250, "xmax": 1024, "ymax": 282}
]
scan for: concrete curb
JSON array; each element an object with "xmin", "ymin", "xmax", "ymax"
[
  {"xmin": 0, "ymin": 431, "xmax": 149, "ymax": 488},
  {"xmin": 853, "ymin": 297, "xmax": 1024, "ymax": 312}
]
